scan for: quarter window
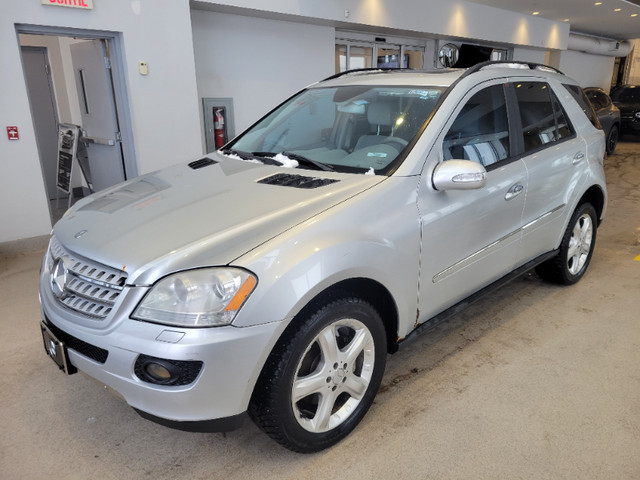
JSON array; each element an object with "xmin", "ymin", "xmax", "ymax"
[
  {"xmin": 515, "ymin": 82, "xmax": 573, "ymax": 153},
  {"xmin": 564, "ymin": 84, "xmax": 600, "ymax": 128},
  {"xmin": 443, "ymin": 84, "xmax": 510, "ymax": 168}
]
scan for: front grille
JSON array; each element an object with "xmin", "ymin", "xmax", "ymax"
[
  {"xmin": 45, "ymin": 318, "xmax": 109, "ymax": 364},
  {"xmin": 48, "ymin": 236, "xmax": 127, "ymax": 320}
]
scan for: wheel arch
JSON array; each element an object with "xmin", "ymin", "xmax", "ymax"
[
  {"xmin": 578, "ymin": 185, "xmax": 606, "ymax": 226},
  {"xmin": 286, "ymin": 278, "xmax": 400, "ymax": 355}
]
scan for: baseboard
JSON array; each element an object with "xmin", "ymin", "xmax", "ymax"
[{"xmin": 0, "ymin": 235, "xmax": 49, "ymax": 255}]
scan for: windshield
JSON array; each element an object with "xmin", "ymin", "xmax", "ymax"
[
  {"xmin": 228, "ymin": 85, "xmax": 444, "ymax": 174},
  {"xmin": 611, "ymin": 87, "xmax": 640, "ymax": 104}
]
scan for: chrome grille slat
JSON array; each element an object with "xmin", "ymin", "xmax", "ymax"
[{"xmin": 48, "ymin": 236, "xmax": 127, "ymax": 320}]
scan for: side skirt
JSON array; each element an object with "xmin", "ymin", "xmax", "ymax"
[{"xmin": 398, "ymin": 250, "xmax": 558, "ymax": 350}]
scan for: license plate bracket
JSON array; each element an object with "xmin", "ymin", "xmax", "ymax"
[{"xmin": 40, "ymin": 322, "xmax": 77, "ymax": 375}]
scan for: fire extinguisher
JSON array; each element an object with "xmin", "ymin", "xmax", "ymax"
[{"xmin": 214, "ymin": 108, "xmax": 225, "ymax": 148}]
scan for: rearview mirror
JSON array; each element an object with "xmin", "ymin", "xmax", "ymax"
[{"xmin": 432, "ymin": 160, "xmax": 486, "ymax": 191}]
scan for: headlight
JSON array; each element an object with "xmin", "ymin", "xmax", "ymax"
[{"xmin": 132, "ymin": 268, "xmax": 257, "ymax": 327}]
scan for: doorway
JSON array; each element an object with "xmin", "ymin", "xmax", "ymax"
[{"xmin": 17, "ymin": 26, "xmax": 136, "ymax": 224}]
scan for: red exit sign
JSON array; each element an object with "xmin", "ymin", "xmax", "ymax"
[{"xmin": 41, "ymin": 0, "xmax": 94, "ymax": 9}]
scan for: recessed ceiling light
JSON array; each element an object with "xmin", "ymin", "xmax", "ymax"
[
  {"xmin": 614, "ymin": 8, "xmax": 622, "ymax": 11},
  {"xmin": 632, "ymin": 13, "xmax": 639, "ymax": 16},
  {"xmin": 563, "ymin": 18, "xmax": 570, "ymax": 22},
  {"xmin": 532, "ymin": 11, "xmax": 540, "ymax": 15},
  {"xmin": 594, "ymin": 2, "xmax": 602, "ymax": 5}
]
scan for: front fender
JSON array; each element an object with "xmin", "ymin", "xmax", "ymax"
[{"xmin": 232, "ymin": 177, "xmax": 422, "ymax": 339}]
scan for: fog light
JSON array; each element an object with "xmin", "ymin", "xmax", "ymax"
[
  {"xmin": 134, "ymin": 354, "xmax": 204, "ymax": 386},
  {"xmin": 145, "ymin": 362, "xmax": 173, "ymax": 382}
]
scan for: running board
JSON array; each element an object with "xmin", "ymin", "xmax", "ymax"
[{"xmin": 398, "ymin": 250, "xmax": 558, "ymax": 350}]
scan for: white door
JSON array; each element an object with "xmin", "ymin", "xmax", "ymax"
[
  {"xmin": 21, "ymin": 46, "xmax": 59, "ymax": 200},
  {"xmin": 71, "ymin": 39, "xmax": 126, "ymax": 191}
]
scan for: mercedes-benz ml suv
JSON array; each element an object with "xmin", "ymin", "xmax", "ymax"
[{"xmin": 39, "ymin": 62, "xmax": 607, "ymax": 452}]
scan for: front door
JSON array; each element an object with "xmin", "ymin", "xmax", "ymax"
[
  {"xmin": 418, "ymin": 82, "xmax": 527, "ymax": 321},
  {"xmin": 70, "ymin": 39, "xmax": 126, "ymax": 191}
]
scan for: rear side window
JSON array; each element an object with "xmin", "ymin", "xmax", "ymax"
[
  {"xmin": 443, "ymin": 84, "xmax": 510, "ymax": 168},
  {"xmin": 564, "ymin": 84, "xmax": 600, "ymax": 128},
  {"xmin": 515, "ymin": 82, "xmax": 573, "ymax": 153}
]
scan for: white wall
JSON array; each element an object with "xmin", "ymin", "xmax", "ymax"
[
  {"xmin": 194, "ymin": 0, "xmax": 569, "ymax": 49},
  {"xmin": 191, "ymin": 11, "xmax": 335, "ymax": 134},
  {"xmin": 626, "ymin": 39, "xmax": 640, "ymax": 84},
  {"xmin": 558, "ymin": 50, "xmax": 616, "ymax": 90},
  {"xmin": 512, "ymin": 46, "xmax": 548, "ymax": 64},
  {"xmin": 1, "ymin": 0, "xmax": 202, "ymax": 244}
]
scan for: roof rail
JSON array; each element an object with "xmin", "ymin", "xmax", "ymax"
[
  {"xmin": 321, "ymin": 67, "xmax": 412, "ymax": 82},
  {"xmin": 461, "ymin": 60, "xmax": 564, "ymax": 79}
]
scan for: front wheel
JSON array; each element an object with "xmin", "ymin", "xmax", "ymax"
[
  {"xmin": 249, "ymin": 297, "xmax": 387, "ymax": 452},
  {"xmin": 535, "ymin": 203, "xmax": 598, "ymax": 285}
]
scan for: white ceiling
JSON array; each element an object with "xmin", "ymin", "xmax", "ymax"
[{"xmin": 466, "ymin": 0, "xmax": 640, "ymax": 40}]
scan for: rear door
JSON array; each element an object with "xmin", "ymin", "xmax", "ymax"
[{"xmin": 511, "ymin": 80, "xmax": 588, "ymax": 263}]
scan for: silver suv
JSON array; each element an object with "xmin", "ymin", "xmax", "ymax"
[{"xmin": 39, "ymin": 62, "xmax": 607, "ymax": 452}]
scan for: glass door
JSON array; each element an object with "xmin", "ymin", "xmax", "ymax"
[{"xmin": 376, "ymin": 45, "xmax": 401, "ymax": 68}]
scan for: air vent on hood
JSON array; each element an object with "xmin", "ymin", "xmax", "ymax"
[
  {"xmin": 188, "ymin": 158, "xmax": 218, "ymax": 169},
  {"xmin": 257, "ymin": 173, "xmax": 339, "ymax": 189}
]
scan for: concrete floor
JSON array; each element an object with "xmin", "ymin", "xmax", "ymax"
[{"xmin": 1, "ymin": 139, "xmax": 639, "ymax": 479}]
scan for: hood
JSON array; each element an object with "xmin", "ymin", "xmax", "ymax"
[
  {"xmin": 612, "ymin": 100, "xmax": 640, "ymax": 112},
  {"xmin": 53, "ymin": 154, "xmax": 384, "ymax": 285}
]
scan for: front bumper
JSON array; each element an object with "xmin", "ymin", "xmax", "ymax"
[
  {"xmin": 620, "ymin": 116, "xmax": 640, "ymax": 131},
  {"xmin": 39, "ymin": 270, "xmax": 283, "ymax": 431}
]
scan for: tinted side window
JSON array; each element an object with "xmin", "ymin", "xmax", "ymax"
[
  {"xmin": 516, "ymin": 82, "xmax": 573, "ymax": 153},
  {"xmin": 443, "ymin": 84, "xmax": 510, "ymax": 167},
  {"xmin": 596, "ymin": 91, "xmax": 611, "ymax": 108},
  {"xmin": 564, "ymin": 84, "xmax": 599, "ymax": 128}
]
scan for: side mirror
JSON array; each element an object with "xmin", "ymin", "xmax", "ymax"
[{"xmin": 432, "ymin": 160, "xmax": 487, "ymax": 191}]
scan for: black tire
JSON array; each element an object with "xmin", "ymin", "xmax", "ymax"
[
  {"xmin": 535, "ymin": 203, "xmax": 597, "ymax": 285},
  {"xmin": 249, "ymin": 297, "xmax": 387, "ymax": 453},
  {"xmin": 606, "ymin": 124, "xmax": 619, "ymax": 155}
]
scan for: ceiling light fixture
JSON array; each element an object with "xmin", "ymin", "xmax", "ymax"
[
  {"xmin": 614, "ymin": 8, "xmax": 622, "ymax": 11},
  {"xmin": 594, "ymin": 2, "xmax": 602, "ymax": 5},
  {"xmin": 532, "ymin": 11, "xmax": 540, "ymax": 15}
]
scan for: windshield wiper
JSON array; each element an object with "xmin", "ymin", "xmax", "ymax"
[
  {"xmin": 281, "ymin": 151, "xmax": 335, "ymax": 172},
  {"xmin": 221, "ymin": 149, "xmax": 281, "ymax": 166}
]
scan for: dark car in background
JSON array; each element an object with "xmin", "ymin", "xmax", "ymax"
[
  {"xmin": 584, "ymin": 87, "xmax": 621, "ymax": 155},
  {"xmin": 610, "ymin": 85, "xmax": 640, "ymax": 136}
]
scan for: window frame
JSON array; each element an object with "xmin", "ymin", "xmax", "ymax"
[
  {"xmin": 439, "ymin": 79, "xmax": 580, "ymax": 174},
  {"xmin": 565, "ymin": 84, "xmax": 601, "ymax": 129},
  {"xmin": 440, "ymin": 80, "xmax": 519, "ymax": 172},
  {"xmin": 510, "ymin": 81, "xmax": 577, "ymax": 158}
]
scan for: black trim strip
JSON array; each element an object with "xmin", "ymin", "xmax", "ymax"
[
  {"xmin": 43, "ymin": 317, "xmax": 109, "ymax": 364},
  {"xmin": 398, "ymin": 250, "xmax": 558, "ymax": 348},
  {"xmin": 133, "ymin": 409, "xmax": 246, "ymax": 433}
]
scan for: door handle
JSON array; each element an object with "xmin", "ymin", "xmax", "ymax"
[
  {"xmin": 505, "ymin": 183, "xmax": 524, "ymax": 201},
  {"xmin": 572, "ymin": 152, "xmax": 585, "ymax": 165},
  {"xmin": 80, "ymin": 136, "xmax": 116, "ymax": 146}
]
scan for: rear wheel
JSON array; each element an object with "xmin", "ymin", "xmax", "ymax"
[
  {"xmin": 249, "ymin": 297, "xmax": 387, "ymax": 452},
  {"xmin": 535, "ymin": 203, "xmax": 597, "ymax": 285}
]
